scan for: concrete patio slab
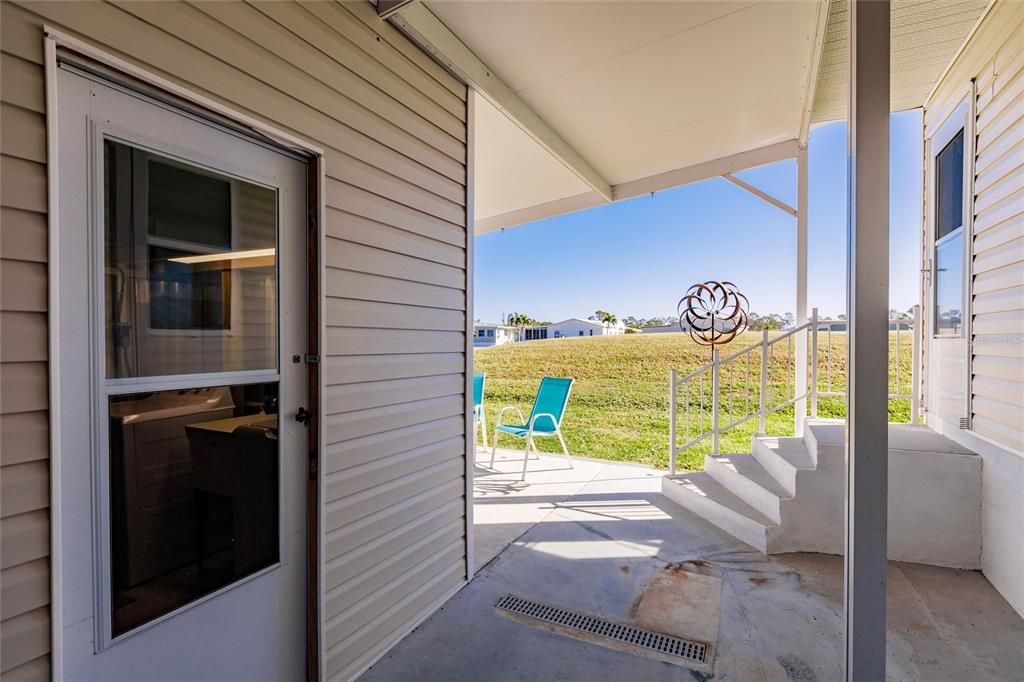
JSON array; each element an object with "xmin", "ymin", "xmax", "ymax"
[{"xmin": 360, "ymin": 450, "xmax": 1024, "ymax": 681}]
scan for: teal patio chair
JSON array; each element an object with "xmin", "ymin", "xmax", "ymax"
[
  {"xmin": 491, "ymin": 376, "xmax": 574, "ymax": 480},
  {"xmin": 473, "ymin": 372, "xmax": 488, "ymax": 449}
]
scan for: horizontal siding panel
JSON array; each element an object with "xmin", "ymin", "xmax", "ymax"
[
  {"xmin": 324, "ymin": 496, "xmax": 463, "ymax": 589},
  {"xmin": 973, "ymin": 333, "xmax": 1024, "ymax": 358},
  {"xmin": 326, "ymin": 298, "xmax": 464, "ymax": 332},
  {"xmin": 972, "ymin": 286, "xmax": 1024, "ymax": 315},
  {"xmin": 0, "ymin": 208, "xmax": 47, "ymax": 263},
  {"xmin": 324, "ymin": 456, "xmax": 463, "ymax": 525},
  {"xmin": 326, "ymin": 566, "xmax": 463, "ymax": 681},
  {"xmin": 0, "ymin": 156, "xmax": 46, "ymax": 214},
  {"xmin": 326, "ymin": 180, "xmax": 465, "ymax": 246},
  {"xmin": 0, "ymin": 261, "xmax": 46, "ymax": 312},
  {"xmin": 245, "ymin": 1, "xmax": 465, "ymax": 125},
  {"xmin": 973, "ymin": 260, "xmax": 1024, "ymax": 294},
  {"xmin": 325, "ymin": 150, "xmax": 463, "ymax": 206},
  {"xmin": 976, "ymin": 91, "xmax": 1023, "ymax": 149},
  {"xmin": 1, "ymin": 558, "xmax": 49, "ymax": 619},
  {"xmin": 0, "ymin": 54, "xmax": 44, "ymax": 113},
  {"xmin": 0, "ymin": 362, "xmax": 48, "ymax": 414},
  {"xmin": 974, "ymin": 163, "xmax": 1024, "ymax": 215},
  {"xmin": 0, "ymin": 606, "xmax": 49, "ymax": 674},
  {"xmin": 0, "ymin": 313, "xmax": 47, "ymax": 363},
  {"xmin": 974, "ymin": 355, "xmax": 1024, "ymax": 382},
  {"xmin": 325, "ymin": 529, "xmax": 462, "ymax": 622},
  {"xmin": 328, "ymin": 0, "xmax": 465, "ymax": 102},
  {"xmin": 323, "ymin": 415, "xmax": 463, "ymax": 475},
  {"xmin": 973, "ymin": 238, "xmax": 1024, "ymax": 274},
  {"xmin": 972, "ymin": 395, "xmax": 1024, "ymax": 429},
  {"xmin": 326, "ymin": 374, "xmax": 464, "ymax": 414},
  {"xmin": 327, "ymin": 328, "xmax": 464, "ymax": 356},
  {"xmin": 0, "ymin": 104, "xmax": 46, "ymax": 164},
  {"xmin": 972, "ymin": 414, "xmax": 1024, "ymax": 451},
  {"xmin": 325, "ymin": 353, "xmax": 464, "ymax": 385},
  {"xmin": 189, "ymin": 1, "xmax": 466, "ymax": 143},
  {"xmin": 325, "ymin": 238, "xmax": 464, "ymax": 289},
  {"xmin": 974, "ymin": 116, "xmax": 1023, "ymax": 177},
  {"xmin": 974, "ymin": 186, "xmax": 1024, "ymax": 235},
  {"xmin": 974, "ymin": 212, "xmax": 1023, "ymax": 253},
  {"xmin": 974, "ymin": 134, "xmax": 1023, "ymax": 194},
  {"xmin": 325, "ymin": 534, "xmax": 462, "ymax": 645},
  {"xmin": 0, "ymin": 4, "xmax": 45, "ymax": 64},
  {"xmin": 326, "ymin": 268, "xmax": 464, "ymax": 310},
  {"xmin": 325, "ymin": 394, "xmax": 464, "ymax": 442},
  {"xmin": 972, "ymin": 375, "xmax": 1024, "ymax": 405},
  {"xmin": 325, "ymin": 435, "xmax": 463, "ymax": 500},
  {"xmin": 0, "ymin": 461, "xmax": 48, "ymax": 518},
  {"xmin": 0, "ymin": 654, "xmax": 49, "ymax": 682},
  {"xmin": 976, "ymin": 77, "xmax": 1024, "ymax": 135},
  {"xmin": 327, "ymin": 156, "xmax": 465, "ymax": 223},
  {"xmin": 326, "ymin": 210, "xmax": 464, "ymax": 268},
  {"xmin": 0, "ymin": 510, "xmax": 48, "ymax": 570},
  {"xmin": 972, "ymin": 309, "xmax": 1024, "ymax": 335},
  {"xmin": 0, "ymin": 411, "xmax": 48, "ymax": 466},
  {"xmin": 322, "ymin": 481, "xmax": 462, "ymax": 562}
]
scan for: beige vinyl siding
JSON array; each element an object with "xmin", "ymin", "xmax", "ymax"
[
  {"xmin": 1, "ymin": 2, "xmax": 469, "ymax": 681},
  {"xmin": 971, "ymin": 4, "xmax": 1024, "ymax": 450},
  {"xmin": 0, "ymin": 5, "xmax": 52, "ymax": 677}
]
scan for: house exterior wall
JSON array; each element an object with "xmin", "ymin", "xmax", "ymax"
[
  {"xmin": 547, "ymin": 319, "xmax": 624, "ymax": 338},
  {"xmin": 0, "ymin": 2, "xmax": 470, "ymax": 680},
  {"xmin": 923, "ymin": 0, "xmax": 1024, "ymax": 617}
]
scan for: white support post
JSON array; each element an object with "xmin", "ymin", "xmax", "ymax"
[
  {"xmin": 759, "ymin": 330, "xmax": 769, "ymax": 434},
  {"xmin": 795, "ymin": 144, "xmax": 809, "ymax": 437},
  {"xmin": 811, "ymin": 308, "xmax": 819, "ymax": 418},
  {"xmin": 669, "ymin": 369, "xmax": 677, "ymax": 475},
  {"xmin": 910, "ymin": 304, "xmax": 921, "ymax": 424},
  {"xmin": 845, "ymin": 1, "xmax": 890, "ymax": 679},
  {"xmin": 711, "ymin": 349, "xmax": 721, "ymax": 455}
]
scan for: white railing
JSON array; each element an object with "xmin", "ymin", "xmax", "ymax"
[{"xmin": 668, "ymin": 305, "xmax": 920, "ymax": 475}]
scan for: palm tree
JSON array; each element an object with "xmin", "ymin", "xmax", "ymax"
[{"xmin": 591, "ymin": 310, "xmax": 617, "ymax": 326}]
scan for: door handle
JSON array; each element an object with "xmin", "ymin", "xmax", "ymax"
[{"xmin": 295, "ymin": 407, "xmax": 311, "ymax": 425}]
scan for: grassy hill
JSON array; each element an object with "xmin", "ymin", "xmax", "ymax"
[{"xmin": 474, "ymin": 331, "xmax": 913, "ymax": 471}]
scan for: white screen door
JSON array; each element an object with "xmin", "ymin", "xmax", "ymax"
[{"xmin": 54, "ymin": 65, "xmax": 309, "ymax": 680}]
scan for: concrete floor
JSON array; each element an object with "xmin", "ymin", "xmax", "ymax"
[{"xmin": 361, "ymin": 448, "xmax": 1024, "ymax": 681}]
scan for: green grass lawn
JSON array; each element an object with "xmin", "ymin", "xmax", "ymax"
[{"xmin": 474, "ymin": 331, "xmax": 914, "ymax": 472}]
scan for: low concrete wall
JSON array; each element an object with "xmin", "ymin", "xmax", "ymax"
[
  {"xmin": 773, "ymin": 423, "xmax": 982, "ymax": 570},
  {"xmin": 929, "ymin": 416, "xmax": 1024, "ymax": 619}
]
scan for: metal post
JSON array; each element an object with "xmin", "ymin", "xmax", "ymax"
[
  {"xmin": 795, "ymin": 144, "xmax": 809, "ymax": 436},
  {"xmin": 845, "ymin": 1, "xmax": 890, "ymax": 679},
  {"xmin": 669, "ymin": 368, "xmax": 677, "ymax": 475},
  {"xmin": 711, "ymin": 349, "xmax": 721, "ymax": 456},
  {"xmin": 759, "ymin": 330, "xmax": 768, "ymax": 434},
  {"xmin": 811, "ymin": 307, "xmax": 819, "ymax": 418},
  {"xmin": 910, "ymin": 304, "xmax": 920, "ymax": 424}
]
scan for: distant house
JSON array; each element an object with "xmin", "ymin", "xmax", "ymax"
[
  {"xmin": 640, "ymin": 323, "xmax": 688, "ymax": 334},
  {"xmin": 473, "ymin": 323, "xmax": 517, "ymax": 347},
  {"xmin": 546, "ymin": 318, "xmax": 626, "ymax": 338}
]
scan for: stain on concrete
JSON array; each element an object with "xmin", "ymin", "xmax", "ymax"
[
  {"xmin": 619, "ymin": 565, "xmax": 631, "ymax": 575},
  {"xmin": 748, "ymin": 576, "xmax": 769, "ymax": 586},
  {"xmin": 689, "ymin": 670, "xmax": 714, "ymax": 681},
  {"xmin": 777, "ymin": 654, "xmax": 816, "ymax": 682}
]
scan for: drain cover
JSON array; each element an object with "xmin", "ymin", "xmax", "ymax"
[{"xmin": 495, "ymin": 594, "xmax": 708, "ymax": 665}]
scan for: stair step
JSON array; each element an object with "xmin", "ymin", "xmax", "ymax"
[
  {"xmin": 661, "ymin": 472, "xmax": 775, "ymax": 552},
  {"xmin": 705, "ymin": 454, "xmax": 790, "ymax": 523},
  {"xmin": 752, "ymin": 436, "xmax": 815, "ymax": 495}
]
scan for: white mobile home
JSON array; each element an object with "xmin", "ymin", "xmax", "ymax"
[
  {"xmin": 0, "ymin": 1, "xmax": 1021, "ymax": 680},
  {"xmin": 472, "ymin": 323, "xmax": 515, "ymax": 348},
  {"xmin": 546, "ymin": 318, "xmax": 626, "ymax": 338}
]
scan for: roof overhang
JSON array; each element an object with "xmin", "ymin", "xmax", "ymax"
[{"xmin": 380, "ymin": 0, "xmax": 990, "ymax": 234}]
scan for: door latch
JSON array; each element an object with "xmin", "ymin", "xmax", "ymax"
[{"xmin": 295, "ymin": 406, "xmax": 311, "ymax": 425}]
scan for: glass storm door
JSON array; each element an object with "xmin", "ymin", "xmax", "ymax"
[
  {"xmin": 55, "ymin": 66, "xmax": 309, "ymax": 680},
  {"xmin": 926, "ymin": 99, "xmax": 971, "ymax": 426}
]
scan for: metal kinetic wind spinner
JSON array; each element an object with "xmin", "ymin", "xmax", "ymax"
[{"xmin": 678, "ymin": 281, "xmax": 749, "ymax": 347}]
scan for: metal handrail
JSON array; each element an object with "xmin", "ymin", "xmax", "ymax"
[{"xmin": 668, "ymin": 305, "xmax": 921, "ymax": 475}]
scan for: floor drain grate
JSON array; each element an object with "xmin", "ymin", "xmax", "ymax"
[{"xmin": 495, "ymin": 594, "xmax": 708, "ymax": 664}]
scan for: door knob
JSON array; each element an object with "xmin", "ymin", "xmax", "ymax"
[{"xmin": 295, "ymin": 407, "xmax": 311, "ymax": 425}]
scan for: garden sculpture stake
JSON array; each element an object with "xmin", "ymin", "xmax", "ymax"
[{"xmin": 678, "ymin": 281, "xmax": 750, "ymax": 361}]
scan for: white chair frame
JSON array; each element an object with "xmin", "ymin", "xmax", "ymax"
[
  {"xmin": 474, "ymin": 403, "xmax": 488, "ymax": 449},
  {"xmin": 490, "ymin": 407, "xmax": 572, "ymax": 481}
]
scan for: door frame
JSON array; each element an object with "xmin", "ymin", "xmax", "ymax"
[{"xmin": 44, "ymin": 29, "xmax": 326, "ymax": 680}]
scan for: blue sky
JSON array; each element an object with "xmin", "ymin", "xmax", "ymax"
[{"xmin": 474, "ymin": 110, "xmax": 923, "ymax": 324}]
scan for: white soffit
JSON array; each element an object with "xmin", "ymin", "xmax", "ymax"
[
  {"xmin": 812, "ymin": 0, "xmax": 991, "ymax": 122},
  {"xmin": 473, "ymin": 91, "xmax": 593, "ymax": 222},
  {"xmin": 420, "ymin": 0, "xmax": 821, "ymax": 231}
]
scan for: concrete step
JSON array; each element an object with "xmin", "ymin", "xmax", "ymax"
[
  {"xmin": 751, "ymin": 436, "xmax": 815, "ymax": 495},
  {"xmin": 705, "ymin": 454, "xmax": 791, "ymax": 524},
  {"xmin": 661, "ymin": 472, "xmax": 776, "ymax": 552}
]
